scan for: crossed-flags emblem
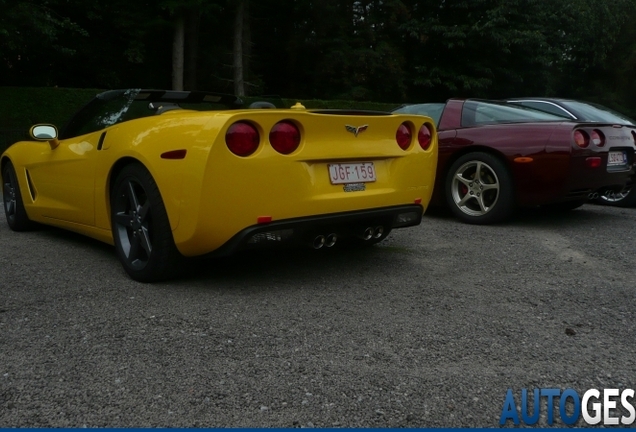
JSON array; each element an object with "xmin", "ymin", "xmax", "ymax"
[{"xmin": 345, "ymin": 124, "xmax": 369, "ymax": 137}]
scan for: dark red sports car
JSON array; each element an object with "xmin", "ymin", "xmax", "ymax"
[
  {"xmin": 394, "ymin": 99, "xmax": 636, "ymax": 224},
  {"xmin": 504, "ymin": 97, "xmax": 636, "ymax": 207}
]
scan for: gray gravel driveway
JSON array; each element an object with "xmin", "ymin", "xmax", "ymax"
[{"xmin": 1, "ymin": 204, "xmax": 635, "ymax": 427}]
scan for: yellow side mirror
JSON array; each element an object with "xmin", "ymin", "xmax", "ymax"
[{"xmin": 29, "ymin": 124, "xmax": 60, "ymax": 149}]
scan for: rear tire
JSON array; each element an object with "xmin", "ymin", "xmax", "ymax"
[
  {"xmin": 445, "ymin": 152, "xmax": 514, "ymax": 224},
  {"xmin": 595, "ymin": 184, "xmax": 636, "ymax": 207},
  {"xmin": 110, "ymin": 163, "xmax": 183, "ymax": 282},
  {"xmin": 2, "ymin": 162, "xmax": 35, "ymax": 231}
]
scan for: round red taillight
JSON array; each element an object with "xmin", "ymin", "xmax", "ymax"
[
  {"xmin": 226, "ymin": 121, "xmax": 259, "ymax": 156},
  {"xmin": 396, "ymin": 123, "xmax": 412, "ymax": 150},
  {"xmin": 590, "ymin": 129, "xmax": 605, "ymax": 147},
  {"xmin": 269, "ymin": 120, "xmax": 301, "ymax": 154},
  {"xmin": 574, "ymin": 130, "xmax": 589, "ymax": 148},
  {"xmin": 418, "ymin": 124, "xmax": 432, "ymax": 150}
]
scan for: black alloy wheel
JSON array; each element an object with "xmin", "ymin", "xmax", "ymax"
[
  {"xmin": 2, "ymin": 162, "xmax": 34, "ymax": 231},
  {"xmin": 111, "ymin": 163, "xmax": 182, "ymax": 282}
]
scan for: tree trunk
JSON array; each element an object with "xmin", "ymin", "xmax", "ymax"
[
  {"xmin": 243, "ymin": 0, "xmax": 251, "ymax": 92},
  {"xmin": 172, "ymin": 14, "xmax": 185, "ymax": 91},
  {"xmin": 233, "ymin": 0, "xmax": 245, "ymax": 97},
  {"xmin": 185, "ymin": 10, "xmax": 200, "ymax": 91}
]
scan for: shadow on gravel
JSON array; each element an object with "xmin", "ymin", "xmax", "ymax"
[
  {"xmin": 511, "ymin": 204, "xmax": 625, "ymax": 228},
  {"xmin": 7, "ymin": 222, "xmax": 406, "ymax": 286},
  {"xmin": 423, "ymin": 203, "xmax": 624, "ymax": 228},
  {"xmin": 34, "ymin": 224, "xmax": 115, "ymax": 256},
  {"xmin": 180, "ymin": 245, "xmax": 386, "ymax": 286}
]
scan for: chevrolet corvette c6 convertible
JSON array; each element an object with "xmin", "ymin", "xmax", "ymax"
[
  {"xmin": 1, "ymin": 89, "xmax": 438, "ymax": 281},
  {"xmin": 394, "ymin": 99, "xmax": 636, "ymax": 224},
  {"xmin": 504, "ymin": 97, "xmax": 636, "ymax": 207}
]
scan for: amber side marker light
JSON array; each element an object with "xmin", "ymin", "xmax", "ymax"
[
  {"xmin": 161, "ymin": 149, "xmax": 187, "ymax": 159},
  {"xmin": 514, "ymin": 157, "xmax": 533, "ymax": 163}
]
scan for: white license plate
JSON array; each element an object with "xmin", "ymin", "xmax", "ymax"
[
  {"xmin": 608, "ymin": 151, "xmax": 628, "ymax": 166},
  {"xmin": 328, "ymin": 162, "xmax": 376, "ymax": 184}
]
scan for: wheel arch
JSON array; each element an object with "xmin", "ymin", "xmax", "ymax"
[
  {"xmin": 0, "ymin": 156, "xmax": 10, "ymax": 192},
  {"xmin": 443, "ymin": 145, "xmax": 510, "ymax": 175},
  {"xmin": 1, "ymin": 155, "xmax": 13, "ymax": 176},
  {"xmin": 105, "ymin": 156, "xmax": 181, "ymax": 233},
  {"xmin": 441, "ymin": 145, "xmax": 516, "ymax": 199},
  {"xmin": 107, "ymin": 156, "xmax": 145, "ymax": 202}
]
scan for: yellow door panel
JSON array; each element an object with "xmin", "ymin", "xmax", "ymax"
[{"xmin": 24, "ymin": 132, "xmax": 101, "ymax": 225}]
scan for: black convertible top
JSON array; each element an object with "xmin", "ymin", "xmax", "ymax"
[
  {"xmin": 96, "ymin": 89, "xmax": 244, "ymax": 106},
  {"xmin": 60, "ymin": 89, "xmax": 244, "ymax": 139}
]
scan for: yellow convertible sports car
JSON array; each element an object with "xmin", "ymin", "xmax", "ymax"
[{"xmin": 1, "ymin": 89, "xmax": 437, "ymax": 281}]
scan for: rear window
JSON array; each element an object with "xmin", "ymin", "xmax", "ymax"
[
  {"xmin": 560, "ymin": 101, "xmax": 636, "ymax": 126},
  {"xmin": 462, "ymin": 100, "xmax": 564, "ymax": 127},
  {"xmin": 392, "ymin": 104, "xmax": 446, "ymax": 126},
  {"xmin": 510, "ymin": 101, "xmax": 574, "ymax": 119}
]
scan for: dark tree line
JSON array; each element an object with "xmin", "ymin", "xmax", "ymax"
[{"xmin": 1, "ymin": 0, "xmax": 636, "ymax": 114}]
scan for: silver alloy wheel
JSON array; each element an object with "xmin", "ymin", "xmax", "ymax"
[
  {"xmin": 450, "ymin": 160, "xmax": 500, "ymax": 216},
  {"xmin": 598, "ymin": 185, "xmax": 632, "ymax": 203},
  {"xmin": 2, "ymin": 168, "xmax": 17, "ymax": 224}
]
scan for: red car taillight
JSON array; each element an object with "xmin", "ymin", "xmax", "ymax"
[
  {"xmin": 590, "ymin": 129, "xmax": 605, "ymax": 147},
  {"xmin": 269, "ymin": 120, "xmax": 301, "ymax": 154},
  {"xmin": 574, "ymin": 130, "xmax": 589, "ymax": 148},
  {"xmin": 396, "ymin": 123, "xmax": 412, "ymax": 150},
  {"xmin": 226, "ymin": 121, "xmax": 260, "ymax": 156},
  {"xmin": 418, "ymin": 124, "xmax": 433, "ymax": 150}
]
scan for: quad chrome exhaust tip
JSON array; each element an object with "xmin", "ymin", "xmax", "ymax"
[
  {"xmin": 325, "ymin": 233, "xmax": 338, "ymax": 248},
  {"xmin": 360, "ymin": 227, "xmax": 374, "ymax": 241},
  {"xmin": 358, "ymin": 226, "xmax": 385, "ymax": 241},
  {"xmin": 373, "ymin": 226, "xmax": 384, "ymax": 239},
  {"xmin": 312, "ymin": 235, "xmax": 326, "ymax": 249}
]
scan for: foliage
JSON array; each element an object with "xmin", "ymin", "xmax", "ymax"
[
  {"xmin": 0, "ymin": 0, "xmax": 635, "ymax": 117},
  {"xmin": 0, "ymin": 86, "xmax": 100, "ymax": 129},
  {"xmin": 399, "ymin": 0, "xmax": 636, "ymax": 101}
]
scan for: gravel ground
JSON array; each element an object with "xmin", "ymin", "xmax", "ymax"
[{"xmin": 1, "ymin": 203, "xmax": 635, "ymax": 427}]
